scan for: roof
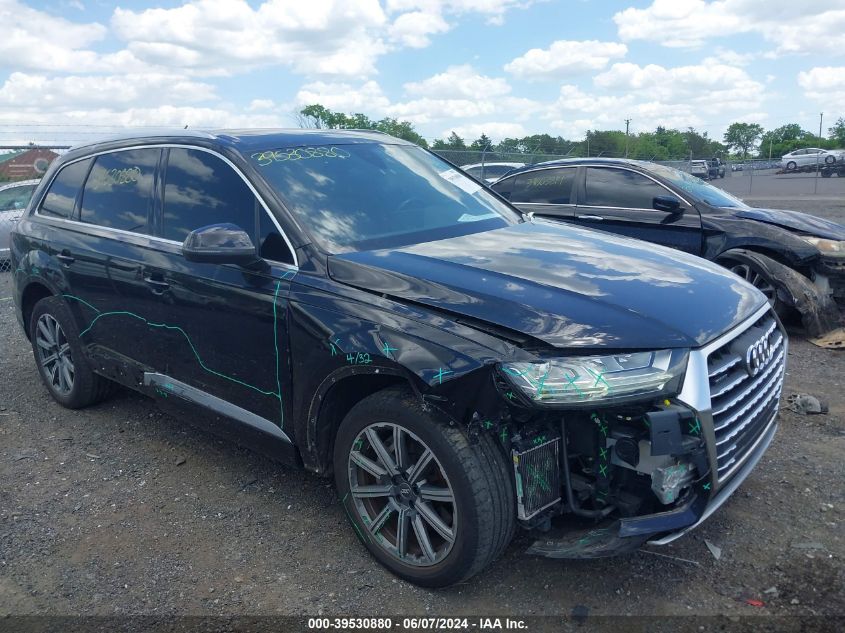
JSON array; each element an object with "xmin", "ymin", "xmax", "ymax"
[
  {"xmin": 504, "ymin": 156, "xmax": 647, "ymax": 177},
  {"xmin": 0, "ymin": 179, "xmax": 40, "ymax": 192},
  {"xmin": 68, "ymin": 127, "xmax": 408, "ymax": 154},
  {"xmin": 0, "ymin": 150, "xmax": 24, "ymax": 165}
]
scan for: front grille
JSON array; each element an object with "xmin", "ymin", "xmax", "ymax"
[
  {"xmin": 706, "ymin": 312, "xmax": 785, "ymax": 481},
  {"xmin": 512, "ymin": 438, "xmax": 561, "ymax": 520}
]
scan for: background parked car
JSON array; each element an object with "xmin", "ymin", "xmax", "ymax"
[
  {"xmin": 490, "ymin": 158, "xmax": 845, "ymax": 337},
  {"xmin": 708, "ymin": 158, "xmax": 726, "ymax": 179},
  {"xmin": 780, "ymin": 148, "xmax": 845, "ymax": 170},
  {"xmin": 460, "ymin": 162, "xmax": 524, "ymax": 183},
  {"xmin": 0, "ymin": 179, "xmax": 39, "ymax": 265},
  {"xmin": 688, "ymin": 160, "xmax": 709, "ymax": 179}
]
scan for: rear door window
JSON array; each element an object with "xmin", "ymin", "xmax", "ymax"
[
  {"xmin": 583, "ymin": 167, "xmax": 667, "ymax": 209},
  {"xmin": 510, "ymin": 168, "xmax": 576, "ymax": 204},
  {"xmin": 40, "ymin": 159, "xmax": 92, "ymax": 219},
  {"xmin": 80, "ymin": 149, "xmax": 160, "ymax": 233},
  {"xmin": 162, "ymin": 148, "xmax": 257, "ymax": 243}
]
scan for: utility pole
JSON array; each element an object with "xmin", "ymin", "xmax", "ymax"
[
  {"xmin": 815, "ymin": 112, "xmax": 824, "ymax": 194},
  {"xmin": 624, "ymin": 118, "xmax": 631, "ymax": 158}
]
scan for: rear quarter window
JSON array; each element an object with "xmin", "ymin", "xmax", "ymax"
[{"xmin": 39, "ymin": 159, "xmax": 93, "ymax": 219}]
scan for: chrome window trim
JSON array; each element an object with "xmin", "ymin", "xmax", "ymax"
[
  {"xmin": 514, "ymin": 202, "xmax": 575, "ymax": 208},
  {"xmin": 581, "ymin": 164, "xmax": 693, "ymax": 209},
  {"xmin": 33, "ymin": 143, "xmax": 299, "ymax": 269}
]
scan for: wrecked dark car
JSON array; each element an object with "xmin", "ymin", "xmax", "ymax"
[
  {"xmin": 11, "ymin": 130, "xmax": 785, "ymax": 587},
  {"xmin": 490, "ymin": 158, "xmax": 845, "ymax": 342}
]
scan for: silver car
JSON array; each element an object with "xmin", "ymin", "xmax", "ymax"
[
  {"xmin": 1, "ymin": 179, "xmax": 39, "ymax": 261},
  {"xmin": 781, "ymin": 148, "xmax": 845, "ymax": 170}
]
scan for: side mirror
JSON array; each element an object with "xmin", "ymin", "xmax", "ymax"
[
  {"xmin": 653, "ymin": 195, "xmax": 682, "ymax": 214},
  {"xmin": 182, "ymin": 223, "xmax": 258, "ymax": 266}
]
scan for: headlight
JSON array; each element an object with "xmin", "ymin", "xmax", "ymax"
[
  {"xmin": 500, "ymin": 349, "xmax": 688, "ymax": 407},
  {"xmin": 798, "ymin": 236, "xmax": 845, "ymax": 255}
]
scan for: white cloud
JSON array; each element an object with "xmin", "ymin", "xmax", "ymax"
[
  {"xmin": 111, "ymin": 0, "xmax": 390, "ymax": 77},
  {"xmin": 614, "ymin": 0, "xmax": 845, "ymax": 55},
  {"xmin": 505, "ymin": 40, "xmax": 628, "ymax": 80},
  {"xmin": 248, "ymin": 99, "xmax": 276, "ymax": 111},
  {"xmin": 0, "ymin": 72, "xmax": 218, "ymax": 109},
  {"xmin": 0, "ymin": 0, "xmax": 106, "ymax": 72},
  {"xmin": 404, "ymin": 65, "xmax": 511, "ymax": 99},
  {"xmin": 389, "ymin": 11, "xmax": 449, "ymax": 47},
  {"xmin": 798, "ymin": 66, "xmax": 845, "ymax": 103},
  {"xmin": 388, "ymin": 98, "xmax": 497, "ymax": 124},
  {"xmin": 295, "ymin": 80, "xmax": 391, "ymax": 114},
  {"xmin": 594, "ymin": 62, "xmax": 766, "ymax": 110}
]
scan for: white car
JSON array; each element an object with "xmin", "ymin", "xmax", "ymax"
[
  {"xmin": 461, "ymin": 162, "xmax": 524, "ymax": 183},
  {"xmin": 781, "ymin": 148, "xmax": 845, "ymax": 170},
  {"xmin": 0, "ymin": 179, "xmax": 39, "ymax": 261},
  {"xmin": 688, "ymin": 160, "xmax": 709, "ymax": 179}
]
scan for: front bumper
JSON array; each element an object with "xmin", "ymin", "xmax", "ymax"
[{"xmin": 527, "ymin": 304, "xmax": 785, "ymax": 558}]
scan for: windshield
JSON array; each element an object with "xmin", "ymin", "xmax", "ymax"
[
  {"xmin": 646, "ymin": 163, "xmax": 749, "ymax": 209},
  {"xmin": 250, "ymin": 143, "xmax": 518, "ymax": 253}
]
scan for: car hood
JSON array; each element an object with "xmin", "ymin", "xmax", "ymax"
[
  {"xmin": 328, "ymin": 222, "xmax": 766, "ymax": 350},
  {"xmin": 735, "ymin": 207, "xmax": 845, "ymax": 241}
]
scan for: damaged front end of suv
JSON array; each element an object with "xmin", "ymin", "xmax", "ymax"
[{"xmin": 489, "ymin": 306, "xmax": 786, "ymax": 557}]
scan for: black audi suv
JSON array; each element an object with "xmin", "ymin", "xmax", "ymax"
[{"xmin": 11, "ymin": 130, "xmax": 785, "ymax": 587}]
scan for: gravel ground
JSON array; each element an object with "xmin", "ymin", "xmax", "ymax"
[{"xmin": 1, "ymin": 200, "xmax": 844, "ymax": 620}]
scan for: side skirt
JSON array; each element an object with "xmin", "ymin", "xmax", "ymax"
[{"xmin": 143, "ymin": 372, "xmax": 293, "ymax": 444}]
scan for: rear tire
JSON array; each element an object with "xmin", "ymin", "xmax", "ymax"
[
  {"xmin": 29, "ymin": 296, "xmax": 112, "ymax": 409},
  {"xmin": 334, "ymin": 385, "xmax": 514, "ymax": 587}
]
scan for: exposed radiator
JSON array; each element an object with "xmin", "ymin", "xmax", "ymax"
[{"xmin": 512, "ymin": 437, "xmax": 561, "ymax": 520}]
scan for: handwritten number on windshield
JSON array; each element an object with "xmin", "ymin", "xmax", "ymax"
[{"xmin": 252, "ymin": 147, "xmax": 351, "ymax": 167}]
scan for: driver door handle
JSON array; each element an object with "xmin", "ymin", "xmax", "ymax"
[{"xmin": 576, "ymin": 214, "xmax": 604, "ymax": 221}]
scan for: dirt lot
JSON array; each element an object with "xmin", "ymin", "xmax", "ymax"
[{"xmin": 1, "ymin": 197, "xmax": 843, "ymax": 622}]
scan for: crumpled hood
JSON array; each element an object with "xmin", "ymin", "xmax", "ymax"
[
  {"xmin": 328, "ymin": 222, "xmax": 766, "ymax": 350},
  {"xmin": 736, "ymin": 207, "xmax": 845, "ymax": 241}
]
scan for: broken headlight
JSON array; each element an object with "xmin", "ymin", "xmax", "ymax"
[
  {"xmin": 500, "ymin": 350, "xmax": 688, "ymax": 407},
  {"xmin": 798, "ymin": 236, "xmax": 845, "ymax": 256}
]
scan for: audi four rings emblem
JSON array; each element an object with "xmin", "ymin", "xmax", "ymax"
[{"xmin": 746, "ymin": 334, "xmax": 773, "ymax": 377}]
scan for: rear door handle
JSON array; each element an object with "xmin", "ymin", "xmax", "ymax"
[
  {"xmin": 576, "ymin": 214, "xmax": 605, "ymax": 221},
  {"xmin": 143, "ymin": 275, "xmax": 170, "ymax": 293}
]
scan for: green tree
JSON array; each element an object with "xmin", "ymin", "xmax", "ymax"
[
  {"xmin": 469, "ymin": 133, "xmax": 493, "ymax": 152},
  {"xmin": 723, "ymin": 122, "xmax": 764, "ymax": 159},
  {"xmin": 830, "ymin": 117, "xmax": 845, "ymax": 147},
  {"xmin": 297, "ymin": 104, "xmax": 427, "ymax": 147}
]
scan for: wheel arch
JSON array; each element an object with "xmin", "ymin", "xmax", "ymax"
[
  {"xmin": 302, "ymin": 366, "xmax": 414, "ymax": 476},
  {"xmin": 20, "ymin": 281, "xmax": 55, "ymax": 340}
]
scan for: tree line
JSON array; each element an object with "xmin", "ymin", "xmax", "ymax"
[{"xmin": 299, "ymin": 104, "xmax": 845, "ymax": 161}]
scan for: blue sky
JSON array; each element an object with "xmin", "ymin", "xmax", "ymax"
[{"xmin": 1, "ymin": 0, "xmax": 844, "ymax": 146}]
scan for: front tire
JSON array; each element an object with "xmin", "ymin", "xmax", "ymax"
[
  {"xmin": 30, "ymin": 296, "xmax": 112, "ymax": 409},
  {"xmin": 786, "ymin": 161, "xmax": 797, "ymax": 171},
  {"xmin": 824, "ymin": 154, "xmax": 836, "ymax": 165},
  {"xmin": 719, "ymin": 253, "xmax": 788, "ymax": 319},
  {"xmin": 334, "ymin": 386, "xmax": 514, "ymax": 587}
]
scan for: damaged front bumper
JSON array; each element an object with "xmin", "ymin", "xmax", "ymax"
[{"xmin": 520, "ymin": 304, "xmax": 786, "ymax": 559}]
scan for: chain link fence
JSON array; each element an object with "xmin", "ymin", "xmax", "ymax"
[{"xmin": 1, "ymin": 146, "xmax": 66, "ymax": 273}]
